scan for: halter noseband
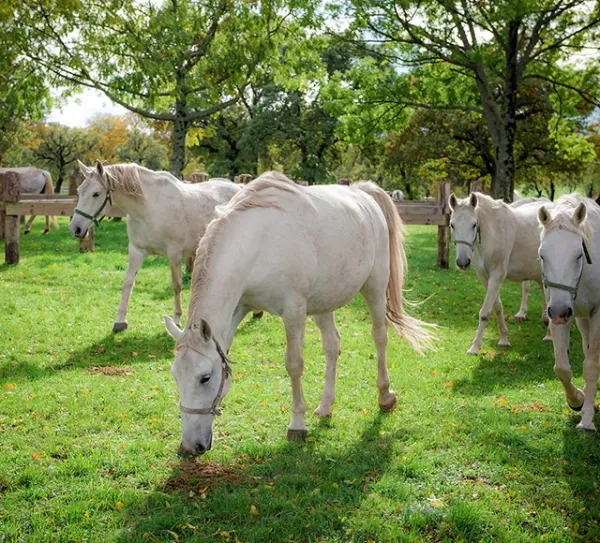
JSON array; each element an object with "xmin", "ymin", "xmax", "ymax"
[
  {"xmin": 542, "ymin": 240, "xmax": 592, "ymax": 300},
  {"xmin": 74, "ymin": 190, "xmax": 113, "ymax": 227},
  {"xmin": 178, "ymin": 339, "xmax": 232, "ymax": 417},
  {"xmin": 453, "ymin": 225, "xmax": 481, "ymax": 250}
]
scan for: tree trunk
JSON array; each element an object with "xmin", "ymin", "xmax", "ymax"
[
  {"xmin": 549, "ymin": 180, "xmax": 556, "ymax": 201},
  {"xmin": 170, "ymin": 114, "xmax": 187, "ymax": 179},
  {"xmin": 490, "ymin": 21, "xmax": 519, "ymax": 203},
  {"xmin": 55, "ymin": 173, "xmax": 65, "ymax": 194}
]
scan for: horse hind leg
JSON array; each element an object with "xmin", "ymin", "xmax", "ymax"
[
  {"xmin": 169, "ymin": 254, "xmax": 184, "ymax": 326},
  {"xmin": 494, "ymin": 296, "xmax": 510, "ymax": 347},
  {"xmin": 313, "ymin": 312, "xmax": 341, "ymax": 418},
  {"xmin": 361, "ymin": 278, "xmax": 397, "ymax": 412},
  {"xmin": 514, "ymin": 281, "xmax": 529, "ymax": 322}
]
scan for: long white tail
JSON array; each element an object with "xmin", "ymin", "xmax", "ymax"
[
  {"xmin": 42, "ymin": 171, "xmax": 59, "ymax": 230},
  {"xmin": 355, "ymin": 182, "xmax": 435, "ymax": 352}
]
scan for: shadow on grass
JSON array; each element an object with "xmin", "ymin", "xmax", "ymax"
[
  {"xmin": 117, "ymin": 415, "xmax": 401, "ymax": 543},
  {"xmin": 0, "ymin": 332, "xmax": 174, "ymax": 383}
]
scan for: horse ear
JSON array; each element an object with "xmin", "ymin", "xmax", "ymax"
[
  {"xmin": 574, "ymin": 202, "xmax": 587, "ymax": 225},
  {"xmin": 448, "ymin": 193, "xmax": 458, "ymax": 211},
  {"xmin": 538, "ymin": 206, "xmax": 551, "ymax": 226},
  {"xmin": 95, "ymin": 160, "xmax": 105, "ymax": 177},
  {"xmin": 164, "ymin": 315, "xmax": 183, "ymax": 340},
  {"xmin": 78, "ymin": 160, "xmax": 91, "ymax": 176},
  {"xmin": 469, "ymin": 193, "xmax": 478, "ymax": 208},
  {"xmin": 200, "ymin": 319, "xmax": 212, "ymax": 343}
]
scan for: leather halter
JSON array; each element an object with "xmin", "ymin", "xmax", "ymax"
[
  {"xmin": 542, "ymin": 240, "xmax": 592, "ymax": 300},
  {"xmin": 178, "ymin": 339, "xmax": 232, "ymax": 416},
  {"xmin": 453, "ymin": 225, "xmax": 481, "ymax": 249},
  {"xmin": 74, "ymin": 190, "xmax": 113, "ymax": 227}
]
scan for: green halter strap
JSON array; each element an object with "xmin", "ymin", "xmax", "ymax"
[
  {"xmin": 542, "ymin": 240, "xmax": 592, "ymax": 300},
  {"xmin": 73, "ymin": 191, "xmax": 112, "ymax": 227},
  {"xmin": 453, "ymin": 225, "xmax": 481, "ymax": 249}
]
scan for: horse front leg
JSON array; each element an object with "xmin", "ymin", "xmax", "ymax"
[
  {"xmin": 113, "ymin": 244, "xmax": 147, "ymax": 332},
  {"xmin": 313, "ymin": 312, "xmax": 341, "ymax": 418},
  {"xmin": 494, "ymin": 296, "xmax": 510, "ymax": 347},
  {"xmin": 468, "ymin": 272, "xmax": 505, "ymax": 355},
  {"xmin": 283, "ymin": 306, "xmax": 308, "ymax": 439},
  {"xmin": 550, "ymin": 321, "xmax": 584, "ymax": 411},
  {"xmin": 514, "ymin": 281, "xmax": 530, "ymax": 322},
  {"xmin": 43, "ymin": 215, "xmax": 50, "ymax": 235},
  {"xmin": 168, "ymin": 254, "xmax": 184, "ymax": 326},
  {"xmin": 578, "ymin": 317, "xmax": 600, "ymax": 431},
  {"xmin": 538, "ymin": 280, "xmax": 552, "ymax": 341}
]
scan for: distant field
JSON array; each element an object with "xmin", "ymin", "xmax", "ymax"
[{"xmin": 0, "ymin": 217, "xmax": 598, "ymax": 542}]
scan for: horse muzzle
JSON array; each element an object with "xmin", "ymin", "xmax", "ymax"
[
  {"xmin": 177, "ymin": 436, "xmax": 212, "ymax": 457},
  {"xmin": 456, "ymin": 260, "xmax": 471, "ymax": 272},
  {"xmin": 548, "ymin": 305, "xmax": 573, "ymax": 325}
]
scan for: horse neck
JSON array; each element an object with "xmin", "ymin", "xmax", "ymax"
[
  {"xmin": 188, "ymin": 242, "xmax": 250, "ymax": 350},
  {"xmin": 475, "ymin": 201, "xmax": 512, "ymax": 249}
]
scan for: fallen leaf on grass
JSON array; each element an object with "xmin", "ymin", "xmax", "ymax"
[{"xmin": 87, "ymin": 366, "xmax": 134, "ymax": 376}]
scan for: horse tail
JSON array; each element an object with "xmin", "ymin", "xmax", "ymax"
[
  {"xmin": 355, "ymin": 182, "xmax": 435, "ymax": 353},
  {"xmin": 42, "ymin": 171, "xmax": 59, "ymax": 230}
]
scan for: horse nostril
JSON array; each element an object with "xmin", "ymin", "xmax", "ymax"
[
  {"xmin": 75, "ymin": 226, "xmax": 82, "ymax": 237},
  {"xmin": 547, "ymin": 306, "xmax": 553, "ymax": 319},
  {"xmin": 566, "ymin": 307, "xmax": 573, "ymax": 319},
  {"xmin": 195, "ymin": 442, "xmax": 207, "ymax": 455}
]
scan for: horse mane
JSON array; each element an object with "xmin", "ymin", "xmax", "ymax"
[
  {"xmin": 101, "ymin": 164, "xmax": 147, "ymax": 197},
  {"xmin": 541, "ymin": 194, "xmax": 597, "ymax": 240},
  {"xmin": 188, "ymin": 171, "xmax": 306, "ymax": 324}
]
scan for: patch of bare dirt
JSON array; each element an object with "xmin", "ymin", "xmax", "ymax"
[
  {"xmin": 165, "ymin": 460, "xmax": 246, "ymax": 493},
  {"xmin": 86, "ymin": 366, "xmax": 134, "ymax": 376}
]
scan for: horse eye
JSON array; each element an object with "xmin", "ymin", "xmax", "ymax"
[
  {"xmin": 92, "ymin": 192, "xmax": 100, "ymax": 198},
  {"xmin": 472, "ymin": 224, "xmax": 477, "ymax": 229},
  {"xmin": 450, "ymin": 224, "xmax": 454, "ymax": 229},
  {"xmin": 199, "ymin": 374, "xmax": 211, "ymax": 385},
  {"xmin": 577, "ymin": 254, "xmax": 583, "ymax": 260}
]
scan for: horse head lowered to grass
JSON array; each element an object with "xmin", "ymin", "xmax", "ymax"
[{"xmin": 164, "ymin": 171, "xmax": 434, "ymax": 456}]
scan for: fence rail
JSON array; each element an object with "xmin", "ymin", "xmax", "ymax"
[{"xmin": 1, "ymin": 172, "xmax": 452, "ymax": 268}]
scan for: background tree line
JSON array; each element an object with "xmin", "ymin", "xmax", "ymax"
[{"xmin": 1, "ymin": 0, "xmax": 599, "ymax": 200}]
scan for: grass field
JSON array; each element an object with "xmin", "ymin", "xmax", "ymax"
[{"xmin": 1, "ymin": 217, "xmax": 599, "ymax": 543}]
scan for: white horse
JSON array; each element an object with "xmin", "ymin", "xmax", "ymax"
[
  {"xmin": 538, "ymin": 195, "xmax": 600, "ymax": 431},
  {"xmin": 69, "ymin": 161, "xmax": 240, "ymax": 332},
  {"xmin": 449, "ymin": 192, "xmax": 551, "ymax": 354},
  {"xmin": 164, "ymin": 171, "xmax": 433, "ymax": 456},
  {"xmin": 0, "ymin": 167, "xmax": 59, "ymax": 234}
]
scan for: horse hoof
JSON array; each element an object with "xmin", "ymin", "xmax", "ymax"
[
  {"xmin": 498, "ymin": 341, "xmax": 511, "ymax": 348},
  {"xmin": 542, "ymin": 334, "xmax": 552, "ymax": 342},
  {"xmin": 514, "ymin": 316, "xmax": 526, "ymax": 323},
  {"xmin": 467, "ymin": 347, "xmax": 479, "ymax": 355},
  {"xmin": 287, "ymin": 429, "xmax": 307, "ymax": 441},
  {"xmin": 379, "ymin": 396, "xmax": 397, "ymax": 413},
  {"xmin": 576, "ymin": 422, "xmax": 597, "ymax": 432},
  {"xmin": 568, "ymin": 402, "xmax": 584, "ymax": 412},
  {"xmin": 313, "ymin": 407, "xmax": 332, "ymax": 418},
  {"xmin": 24, "ymin": 230, "xmax": 31, "ymax": 235},
  {"xmin": 113, "ymin": 322, "xmax": 128, "ymax": 333},
  {"xmin": 252, "ymin": 311, "xmax": 264, "ymax": 319},
  {"xmin": 43, "ymin": 230, "xmax": 49, "ymax": 236}
]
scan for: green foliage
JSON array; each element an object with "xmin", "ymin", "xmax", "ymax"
[{"xmin": 2, "ymin": 220, "xmax": 600, "ymax": 541}]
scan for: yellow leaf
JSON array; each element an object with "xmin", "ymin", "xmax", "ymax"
[
  {"xmin": 429, "ymin": 498, "xmax": 445, "ymax": 508},
  {"xmin": 167, "ymin": 530, "xmax": 179, "ymax": 541},
  {"xmin": 149, "ymin": 417, "xmax": 159, "ymax": 423},
  {"xmin": 219, "ymin": 531, "xmax": 230, "ymax": 538},
  {"xmin": 83, "ymin": 511, "xmax": 90, "ymax": 518},
  {"xmin": 32, "ymin": 452, "xmax": 41, "ymax": 461},
  {"xmin": 115, "ymin": 501, "xmax": 124, "ymax": 511},
  {"xmin": 445, "ymin": 381, "xmax": 453, "ymax": 388},
  {"xmin": 5, "ymin": 383, "xmax": 15, "ymax": 390},
  {"xmin": 430, "ymin": 370, "xmax": 437, "ymax": 376},
  {"xmin": 250, "ymin": 504, "xmax": 259, "ymax": 516}
]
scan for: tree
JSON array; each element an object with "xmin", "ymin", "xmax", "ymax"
[
  {"xmin": 25, "ymin": 0, "xmax": 321, "ymax": 178},
  {"xmin": 335, "ymin": 0, "xmax": 600, "ymax": 201},
  {"xmin": 0, "ymin": 5, "xmax": 51, "ymax": 164},
  {"xmin": 35, "ymin": 124, "xmax": 93, "ymax": 193}
]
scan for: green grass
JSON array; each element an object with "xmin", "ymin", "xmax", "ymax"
[{"xmin": 1, "ymin": 218, "xmax": 599, "ymax": 543}]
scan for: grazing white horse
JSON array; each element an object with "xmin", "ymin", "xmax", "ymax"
[
  {"xmin": 164, "ymin": 171, "xmax": 433, "ymax": 456},
  {"xmin": 69, "ymin": 161, "xmax": 240, "ymax": 332},
  {"xmin": 0, "ymin": 167, "xmax": 59, "ymax": 234},
  {"xmin": 449, "ymin": 192, "xmax": 551, "ymax": 354},
  {"xmin": 538, "ymin": 195, "xmax": 599, "ymax": 430}
]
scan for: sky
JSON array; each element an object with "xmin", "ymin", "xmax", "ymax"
[{"xmin": 47, "ymin": 88, "xmax": 127, "ymax": 127}]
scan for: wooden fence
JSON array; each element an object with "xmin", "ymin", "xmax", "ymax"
[{"xmin": 1, "ymin": 172, "xmax": 452, "ymax": 268}]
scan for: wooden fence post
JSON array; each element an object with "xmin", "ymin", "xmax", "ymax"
[
  {"xmin": 79, "ymin": 225, "xmax": 95, "ymax": 253},
  {"xmin": 437, "ymin": 180, "xmax": 451, "ymax": 269},
  {"xmin": 234, "ymin": 173, "xmax": 253, "ymax": 184},
  {"xmin": 3, "ymin": 172, "xmax": 21, "ymax": 264},
  {"xmin": 470, "ymin": 179, "xmax": 483, "ymax": 194}
]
